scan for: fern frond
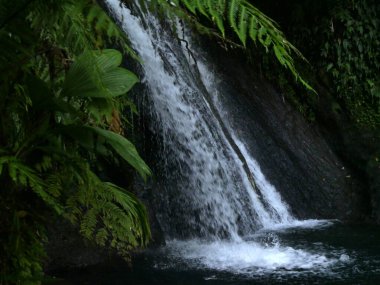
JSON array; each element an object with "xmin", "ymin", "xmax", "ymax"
[
  {"xmin": 248, "ymin": 15, "xmax": 258, "ymax": 43},
  {"xmin": 80, "ymin": 207, "xmax": 100, "ymax": 239},
  {"xmin": 65, "ymin": 168, "xmax": 151, "ymax": 256},
  {"xmin": 150, "ymin": 0, "xmax": 314, "ymax": 91},
  {"xmin": 237, "ymin": 5, "xmax": 247, "ymax": 46},
  {"xmin": 182, "ymin": 0, "xmax": 197, "ymax": 14},
  {"xmin": 195, "ymin": 0, "xmax": 208, "ymax": 18},
  {"xmin": 228, "ymin": 0, "xmax": 238, "ymax": 37},
  {"xmin": 0, "ymin": 155, "xmax": 64, "ymax": 214}
]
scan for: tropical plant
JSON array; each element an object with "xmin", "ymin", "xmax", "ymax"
[
  {"xmin": 319, "ymin": 0, "xmax": 380, "ymax": 126},
  {"xmin": 264, "ymin": 0, "xmax": 380, "ymax": 126},
  {"xmin": 140, "ymin": 0, "xmax": 313, "ymax": 90},
  {"xmin": 0, "ymin": 1, "xmax": 151, "ymax": 284}
]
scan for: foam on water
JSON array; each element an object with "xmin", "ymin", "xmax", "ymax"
[
  {"xmin": 261, "ymin": 219, "xmax": 337, "ymax": 232},
  {"xmin": 160, "ymin": 239, "xmax": 347, "ymax": 276}
]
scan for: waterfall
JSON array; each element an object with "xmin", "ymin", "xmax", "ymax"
[
  {"xmin": 105, "ymin": 0, "xmax": 297, "ymax": 240},
  {"xmin": 103, "ymin": 0, "xmax": 345, "ymax": 274}
]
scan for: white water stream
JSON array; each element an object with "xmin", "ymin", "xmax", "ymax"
[{"xmin": 105, "ymin": 0, "xmax": 348, "ymax": 274}]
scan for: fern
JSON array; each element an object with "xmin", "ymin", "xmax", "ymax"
[
  {"xmin": 149, "ymin": 0, "xmax": 313, "ymax": 91},
  {"xmin": 65, "ymin": 167, "xmax": 150, "ymax": 257},
  {"xmin": 0, "ymin": 155, "xmax": 64, "ymax": 214},
  {"xmin": 237, "ymin": 5, "xmax": 248, "ymax": 46},
  {"xmin": 0, "ymin": 1, "xmax": 152, "ymax": 282}
]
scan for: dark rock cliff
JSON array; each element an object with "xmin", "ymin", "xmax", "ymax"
[
  {"xmin": 192, "ymin": 41, "xmax": 367, "ymax": 221},
  {"xmin": 134, "ymin": 36, "xmax": 371, "ymax": 241}
]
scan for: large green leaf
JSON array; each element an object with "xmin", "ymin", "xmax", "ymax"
[
  {"xmin": 102, "ymin": 68, "xmax": 138, "ymax": 95},
  {"xmin": 89, "ymin": 126, "xmax": 151, "ymax": 181},
  {"xmin": 62, "ymin": 49, "xmax": 139, "ymax": 99},
  {"xmin": 58, "ymin": 125, "xmax": 109, "ymax": 156},
  {"xmin": 60, "ymin": 125, "xmax": 151, "ymax": 181}
]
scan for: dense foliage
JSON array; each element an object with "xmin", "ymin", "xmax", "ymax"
[
  {"xmin": 0, "ymin": 0, "xmax": 314, "ymax": 282},
  {"xmin": 318, "ymin": 0, "xmax": 379, "ymax": 126},
  {"xmin": 254, "ymin": 0, "xmax": 380, "ymax": 127},
  {"xmin": 0, "ymin": 1, "xmax": 151, "ymax": 284},
  {"xmin": 3, "ymin": 0, "xmax": 377, "ymax": 283}
]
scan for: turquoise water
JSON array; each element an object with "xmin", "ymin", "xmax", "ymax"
[{"xmin": 55, "ymin": 223, "xmax": 380, "ymax": 284}]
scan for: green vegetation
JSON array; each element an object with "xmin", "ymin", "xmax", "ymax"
[
  {"xmin": 318, "ymin": 0, "xmax": 380, "ymax": 126},
  {"xmin": 1, "ymin": 0, "xmax": 378, "ymax": 284},
  {"xmin": 0, "ymin": 1, "xmax": 151, "ymax": 284},
  {"xmin": 0, "ymin": 1, "xmax": 313, "ymax": 283},
  {"xmin": 254, "ymin": 0, "xmax": 379, "ymax": 128},
  {"xmin": 142, "ymin": 0, "xmax": 313, "ymax": 90}
]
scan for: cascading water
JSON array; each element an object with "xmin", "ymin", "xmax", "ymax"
[
  {"xmin": 105, "ymin": 0, "xmax": 349, "ymax": 276},
  {"xmin": 105, "ymin": 0, "xmax": 293, "ymax": 239}
]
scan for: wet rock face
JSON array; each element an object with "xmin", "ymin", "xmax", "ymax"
[
  {"xmin": 370, "ymin": 162, "xmax": 380, "ymax": 223},
  {"xmin": 201, "ymin": 42, "xmax": 365, "ymax": 221}
]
